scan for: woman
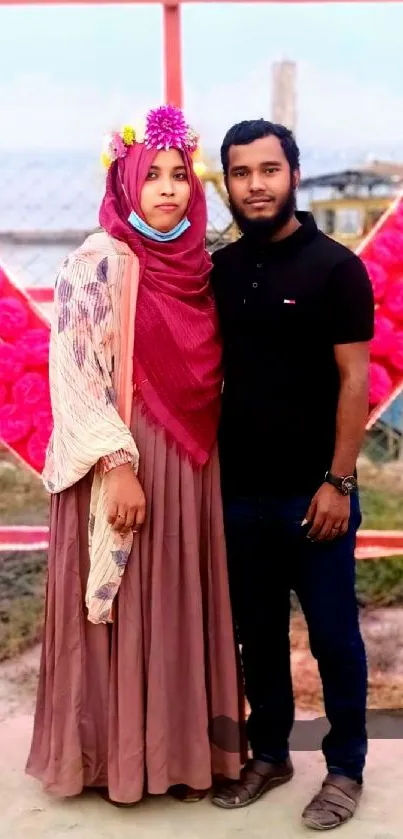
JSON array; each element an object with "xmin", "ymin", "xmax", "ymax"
[{"xmin": 26, "ymin": 106, "xmax": 245, "ymax": 805}]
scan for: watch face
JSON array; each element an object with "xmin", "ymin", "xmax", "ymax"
[{"xmin": 342, "ymin": 476, "xmax": 357, "ymax": 495}]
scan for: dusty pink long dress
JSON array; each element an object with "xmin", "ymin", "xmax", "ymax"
[{"xmin": 26, "ymin": 402, "xmax": 245, "ymax": 804}]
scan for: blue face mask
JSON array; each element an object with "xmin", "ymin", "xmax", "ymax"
[{"xmin": 128, "ymin": 209, "xmax": 191, "ymax": 242}]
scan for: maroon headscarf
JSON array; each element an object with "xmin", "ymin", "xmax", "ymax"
[{"xmin": 99, "ymin": 143, "xmax": 222, "ymax": 467}]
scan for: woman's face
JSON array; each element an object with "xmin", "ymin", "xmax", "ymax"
[{"xmin": 140, "ymin": 148, "xmax": 191, "ymax": 233}]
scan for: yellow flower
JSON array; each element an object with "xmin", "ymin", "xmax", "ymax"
[
  {"xmin": 101, "ymin": 151, "xmax": 112, "ymax": 170},
  {"xmin": 121, "ymin": 125, "xmax": 136, "ymax": 146}
]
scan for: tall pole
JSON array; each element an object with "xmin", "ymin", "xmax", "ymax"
[{"xmin": 163, "ymin": 0, "xmax": 183, "ymax": 108}]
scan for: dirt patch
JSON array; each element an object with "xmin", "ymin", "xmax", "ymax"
[
  {"xmin": 0, "ymin": 645, "xmax": 39, "ymax": 721},
  {"xmin": 0, "ymin": 456, "xmax": 48, "ymax": 526},
  {"xmin": 291, "ymin": 607, "xmax": 403, "ymax": 713},
  {"xmin": 0, "ymin": 552, "xmax": 46, "ymax": 661},
  {"xmin": 2, "ymin": 607, "xmax": 403, "ymax": 725},
  {"xmin": 2, "ymin": 450, "xmax": 403, "ymax": 708}
]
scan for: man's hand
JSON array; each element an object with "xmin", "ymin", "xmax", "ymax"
[
  {"xmin": 304, "ymin": 483, "xmax": 350, "ymax": 542},
  {"xmin": 104, "ymin": 462, "xmax": 146, "ymax": 534}
]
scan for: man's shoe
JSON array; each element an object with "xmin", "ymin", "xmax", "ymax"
[
  {"xmin": 211, "ymin": 757, "xmax": 294, "ymax": 809},
  {"xmin": 301, "ymin": 773, "xmax": 363, "ymax": 830}
]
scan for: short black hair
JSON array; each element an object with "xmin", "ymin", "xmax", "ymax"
[{"xmin": 220, "ymin": 119, "xmax": 300, "ymax": 176}]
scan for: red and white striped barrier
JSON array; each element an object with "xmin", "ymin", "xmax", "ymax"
[
  {"xmin": 355, "ymin": 529, "xmax": 403, "ymax": 560},
  {"xmin": 1, "ymin": 525, "xmax": 403, "ymax": 558},
  {"xmin": 0, "ymin": 525, "xmax": 50, "ymax": 551}
]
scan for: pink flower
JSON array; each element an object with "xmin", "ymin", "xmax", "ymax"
[
  {"xmin": 371, "ymin": 231, "xmax": 403, "ymax": 271},
  {"xmin": 12, "ymin": 372, "xmax": 49, "ymax": 408},
  {"xmin": 389, "ymin": 333, "xmax": 403, "ymax": 372},
  {"xmin": 370, "ymin": 314, "xmax": 395, "ymax": 358},
  {"xmin": 32, "ymin": 409, "xmax": 53, "ymax": 441},
  {"xmin": 0, "ymin": 266, "xmax": 6, "ymax": 294},
  {"xmin": 0, "ymin": 341, "xmax": 25, "ymax": 382},
  {"xmin": 363, "ymin": 260, "xmax": 387, "ymax": 304},
  {"xmin": 0, "ymin": 403, "xmax": 31, "ymax": 443},
  {"xmin": 0, "ymin": 382, "xmax": 8, "ymax": 407},
  {"xmin": 27, "ymin": 430, "xmax": 48, "ymax": 471},
  {"xmin": 393, "ymin": 200, "xmax": 403, "ymax": 233},
  {"xmin": 369, "ymin": 362, "xmax": 392, "ymax": 407},
  {"xmin": 0, "ymin": 296, "xmax": 29, "ymax": 341},
  {"xmin": 111, "ymin": 132, "xmax": 126, "ymax": 159},
  {"xmin": 145, "ymin": 105, "xmax": 188, "ymax": 151},
  {"xmin": 384, "ymin": 278, "xmax": 403, "ymax": 322},
  {"xmin": 185, "ymin": 127, "xmax": 199, "ymax": 154},
  {"xmin": 16, "ymin": 328, "xmax": 50, "ymax": 367}
]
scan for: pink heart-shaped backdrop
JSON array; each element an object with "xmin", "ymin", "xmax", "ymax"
[
  {"xmin": 1, "ymin": 195, "xmax": 403, "ymax": 475},
  {"xmin": 0, "ymin": 264, "xmax": 51, "ymax": 474},
  {"xmin": 356, "ymin": 194, "xmax": 403, "ymax": 427}
]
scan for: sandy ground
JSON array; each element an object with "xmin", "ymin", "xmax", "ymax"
[{"xmin": 1, "ymin": 647, "xmax": 403, "ymax": 839}]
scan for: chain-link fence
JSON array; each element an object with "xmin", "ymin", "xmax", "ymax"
[
  {"xmin": 0, "ymin": 153, "xmax": 235, "ymax": 290},
  {"xmin": 1, "ymin": 152, "xmax": 403, "ymax": 466},
  {"xmin": 1, "ymin": 153, "xmax": 105, "ymax": 289}
]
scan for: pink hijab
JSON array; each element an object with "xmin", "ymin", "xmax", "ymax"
[{"xmin": 99, "ymin": 143, "xmax": 222, "ymax": 467}]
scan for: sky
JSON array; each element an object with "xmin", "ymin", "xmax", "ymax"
[{"xmin": 0, "ymin": 2, "xmax": 403, "ymax": 155}]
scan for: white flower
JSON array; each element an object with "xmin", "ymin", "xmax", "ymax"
[
  {"xmin": 101, "ymin": 132, "xmax": 115, "ymax": 157},
  {"xmin": 132, "ymin": 117, "xmax": 146, "ymax": 145}
]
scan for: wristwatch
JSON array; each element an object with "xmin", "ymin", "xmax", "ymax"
[{"xmin": 324, "ymin": 472, "xmax": 357, "ymax": 496}]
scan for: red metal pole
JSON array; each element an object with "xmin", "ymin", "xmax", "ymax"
[{"xmin": 163, "ymin": 0, "xmax": 183, "ymax": 108}]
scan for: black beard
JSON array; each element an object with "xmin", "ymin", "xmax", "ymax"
[{"xmin": 229, "ymin": 185, "xmax": 297, "ymax": 242}]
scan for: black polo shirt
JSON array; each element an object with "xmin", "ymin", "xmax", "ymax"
[{"xmin": 211, "ymin": 212, "xmax": 375, "ymax": 497}]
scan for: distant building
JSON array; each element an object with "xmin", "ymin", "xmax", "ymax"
[{"xmin": 271, "ymin": 60, "xmax": 297, "ymax": 134}]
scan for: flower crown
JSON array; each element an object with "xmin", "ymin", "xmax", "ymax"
[{"xmin": 101, "ymin": 105, "xmax": 199, "ymax": 170}]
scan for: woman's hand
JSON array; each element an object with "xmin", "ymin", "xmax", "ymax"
[{"xmin": 104, "ymin": 462, "xmax": 146, "ymax": 533}]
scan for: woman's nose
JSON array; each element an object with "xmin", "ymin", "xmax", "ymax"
[{"xmin": 160, "ymin": 178, "xmax": 175, "ymax": 196}]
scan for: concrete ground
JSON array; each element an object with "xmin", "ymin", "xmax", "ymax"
[
  {"xmin": 1, "ymin": 706, "xmax": 402, "ymax": 839},
  {"xmin": 1, "ymin": 646, "xmax": 402, "ymax": 839}
]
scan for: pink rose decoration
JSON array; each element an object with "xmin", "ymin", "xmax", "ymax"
[
  {"xmin": 364, "ymin": 261, "xmax": 387, "ymax": 304},
  {"xmin": 0, "ymin": 403, "xmax": 32, "ymax": 443},
  {"xmin": 16, "ymin": 328, "xmax": 50, "ymax": 367},
  {"xmin": 371, "ymin": 232, "xmax": 403, "ymax": 270},
  {"xmin": 393, "ymin": 202, "xmax": 403, "ymax": 233},
  {"xmin": 389, "ymin": 333, "xmax": 403, "ymax": 372},
  {"xmin": 32, "ymin": 409, "xmax": 53, "ymax": 441},
  {"xmin": 0, "ymin": 341, "xmax": 25, "ymax": 382},
  {"xmin": 12, "ymin": 371, "xmax": 49, "ymax": 408},
  {"xmin": 369, "ymin": 362, "xmax": 392, "ymax": 407},
  {"xmin": 0, "ymin": 383, "xmax": 8, "ymax": 406},
  {"xmin": 384, "ymin": 279, "xmax": 403, "ymax": 322},
  {"xmin": 370, "ymin": 314, "xmax": 395, "ymax": 358},
  {"xmin": 27, "ymin": 430, "xmax": 48, "ymax": 471},
  {"xmin": 0, "ymin": 297, "xmax": 29, "ymax": 340}
]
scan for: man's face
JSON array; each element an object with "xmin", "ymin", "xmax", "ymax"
[{"xmin": 226, "ymin": 135, "xmax": 300, "ymax": 235}]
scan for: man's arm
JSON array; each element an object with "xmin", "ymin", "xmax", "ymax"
[
  {"xmin": 331, "ymin": 342, "xmax": 370, "ymax": 477},
  {"xmin": 306, "ymin": 342, "xmax": 370, "ymax": 541},
  {"xmin": 306, "ymin": 254, "xmax": 374, "ymax": 541}
]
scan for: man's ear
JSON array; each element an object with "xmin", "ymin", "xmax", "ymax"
[{"xmin": 293, "ymin": 169, "xmax": 301, "ymax": 190}]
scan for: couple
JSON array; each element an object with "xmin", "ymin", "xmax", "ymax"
[{"xmin": 27, "ymin": 107, "xmax": 374, "ymax": 831}]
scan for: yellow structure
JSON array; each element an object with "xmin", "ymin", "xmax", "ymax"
[{"xmin": 300, "ymin": 162, "xmax": 403, "ymax": 250}]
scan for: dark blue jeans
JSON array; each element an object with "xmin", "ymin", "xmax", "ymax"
[{"xmin": 223, "ymin": 492, "xmax": 368, "ymax": 782}]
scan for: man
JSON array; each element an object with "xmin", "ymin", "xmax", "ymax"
[{"xmin": 210, "ymin": 120, "xmax": 374, "ymax": 831}]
